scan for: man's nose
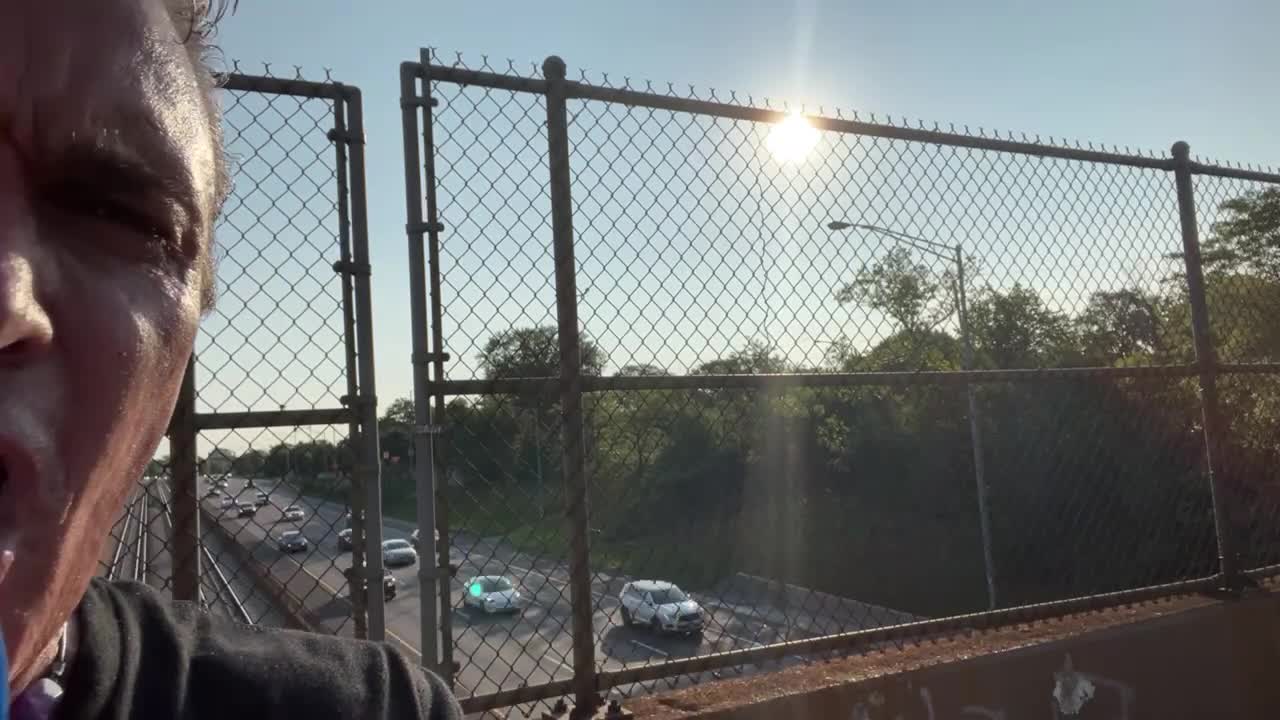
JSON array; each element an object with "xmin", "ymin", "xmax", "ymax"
[{"xmin": 0, "ymin": 150, "xmax": 54, "ymax": 365}]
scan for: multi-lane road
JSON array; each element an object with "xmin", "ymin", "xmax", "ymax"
[{"xmin": 199, "ymin": 477, "xmax": 918, "ymax": 710}]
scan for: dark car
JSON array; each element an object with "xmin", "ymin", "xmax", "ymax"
[
  {"xmin": 337, "ymin": 527, "xmax": 353, "ymax": 552},
  {"xmin": 236, "ymin": 503, "xmax": 257, "ymax": 518},
  {"xmin": 277, "ymin": 531, "xmax": 309, "ymax": 553},
  {"xmin": 346, "ymin": 566, "xmax": 397, "ymax": 602}
]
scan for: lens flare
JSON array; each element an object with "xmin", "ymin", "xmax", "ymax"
[{"xmin": 766, "ymin": 113, "xmax": 819, "ymax": 164}]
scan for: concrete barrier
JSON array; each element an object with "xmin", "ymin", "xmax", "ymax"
[
  {"xmin": 198, "ymin": 507, "xmax": 320, "ymax": 632},
  {"xmin": 710, "ymin": 572, "xmax": 919, "ymax": 637},
  {"xmin": 626, "ymin": 588, "xmax": 1280, "ymax": 719}
]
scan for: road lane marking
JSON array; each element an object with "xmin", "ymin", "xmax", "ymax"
[{"xmin": 628, "ymin": 639, "xmax": 669, "ymax": 657}]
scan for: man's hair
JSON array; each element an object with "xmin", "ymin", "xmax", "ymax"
[{"xmin": 166, "ymin": 0, "xmax": 237, "ymax": 311}]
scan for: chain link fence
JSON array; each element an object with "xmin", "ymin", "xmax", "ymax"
[
  {"xmin": 400, "ymin": 49, "xmax": 1280, "ymax": 716},
  {"xmin": 95, "ymin": 48, "xmax": 1280, "ymax": 719},
  {"xmin": 99, "ymin": 66, "xmax": 388, "ymax": 646}
]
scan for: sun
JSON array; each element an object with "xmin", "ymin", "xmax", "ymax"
[{"xmin": 765, "ymin": 113, "xmax": 820, "ymax": 164}]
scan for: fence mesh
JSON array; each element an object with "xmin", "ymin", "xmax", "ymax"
[
  {"xmin": 408, "ymin": 50, "xmax": 1280, "ymax": 715},
  {"xmin": 100, "ymin": 67, "xmax": 377, "ymax": 641},
  {"xmin": 100, "ymin": 48, "xmax": 1280, "ymax": 719}
]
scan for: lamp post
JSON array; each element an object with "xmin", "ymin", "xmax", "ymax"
[{"xmin": 828, "ymin": 220, "xmax": 996, "ymax": 610}]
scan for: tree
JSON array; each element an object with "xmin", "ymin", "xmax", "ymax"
[
  {"xmin": 379, "ymin": 397, "xmax": 415, "ymax": 470},
  {"xmin": 232, "ymin": 449, "xmax": 266, "ymax": 477},
  {"xmin": 967, "ymin": 284, "xmax": 1075, "ymax": 368},
  {"xmin": 694, "ymin": 341, "xmax": 787, "ymax": 375},
  {"xmin": 1201, "ymin": 187, "xmax": 1280, "ymax": 281},
  {"xmin": 478, "ymin": 326, "xmax": 604, "ymax": 379},
  {"xmin": 835, "ymin": 246, "xmax": 955, "ymax": 336},
  {"xmin": 1076, "ymin": 289, "xmax": 1165, "ymax": 363},
  {"xmin": 382, "ymin": 397, "xmax": 415, "ymax": 428},
  {"xmin": 616, "ymin": 363, "xmax": 666, "ymax": 377}
]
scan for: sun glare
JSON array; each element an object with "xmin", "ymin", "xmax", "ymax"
[{"xmin": 766, "ymin": 113, "xmax": 820, "ymax": 164}]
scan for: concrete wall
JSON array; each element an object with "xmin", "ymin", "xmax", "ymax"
[{"xmin": 629, "ymin": 590, "xmax": 1280, "ymax": 719}]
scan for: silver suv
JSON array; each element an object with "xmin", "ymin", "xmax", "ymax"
[{"xmin": 618, "ymin": 580, "xmax": 703, "ymax": 635}]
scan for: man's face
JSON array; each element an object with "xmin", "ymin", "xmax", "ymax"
[{"xmin": 0, "ymin": 0, "xmax": 215, "ymax": 687}]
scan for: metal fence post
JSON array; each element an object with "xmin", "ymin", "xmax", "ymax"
[
  {"xmin": 1171, "ymin": 140, "xmax": 1239, "ymax": 589},
  {"xmin": 400, "ymin": 61, "xmax": 442, "ymax": 673},
  {"xmin": 331, "ymin": 86, "xmax": 368, "ymax": 640},
  {"xmin": 340, "ymin": 86, "xmax": 387, "ymax": 641},
  {"xmin": 169, "ymin": 356, "xmax": 200, "ymax": 602},
  {"xmin": 543, "ymin": 55, "xmax": 598, "ymax": 717},
  {"xmin": 417, "ymin": 47, "xmax": 456, "ymax": 685}
]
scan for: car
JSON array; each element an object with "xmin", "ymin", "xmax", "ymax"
[
  {"xmin": 220, "ymin": 495, "xmax": 235, "ymax": 508},
  {"xmin": 282, "ymin": 505, "xmax": 305, "ymax": 521},
  {"xmin": 236, "ymin": 503, "xmax": 257, "ymax": 518},
  {"xmin": 277, "ymin": 530, "xmax": 309, "ymax": 553},
  {"xmin": 337, "ymin": 528, "xmax": 353, "ymax": 551},
  {"xmin": 204, "ymin": 488, "xmax": 220, "ymax": 498},
  {"xmin": 215, "ymin": 478, "xmax": 228, "ymax": 489},
  {"xmin": 381, "ymin": 539, "xmax": 417, "ymax": 567},
  {"xmin": 254, "ymin": 491, "xmax": 270, "ymax": 507},
  {"xmin": 410, "ymin": 528, "xmax": 441, "ymax": 551},
  {"xmin": 346, "ymin": 566, "xmax": 397, "ymax": 602},
  {"xmin": 618, "ymin": 580, "xmax": 704, "ymax": 636},
  {"xmin": 463, "ymin": 575, "xmax": 522, "ymax": 614}
]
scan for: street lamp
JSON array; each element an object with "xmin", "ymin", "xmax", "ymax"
[{"xmin": 828, "ymin": 220, "xmax": 997, "ymax": 610}]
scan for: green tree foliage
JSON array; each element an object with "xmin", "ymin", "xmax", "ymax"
[
  {"xmin": 235, "ymin": 189, "xmax": 1280, "ymax": 617},
  {"xmin": 835, "ymin": 246, "xmax": 954, "ymax": 335},
  {"xmin": 1202, "ymin": 187, "xmax": 1280, "ymax": 280},
  {"xmin": 967, "ymin": 284, "xmax": 1076, "ymax": 368}
]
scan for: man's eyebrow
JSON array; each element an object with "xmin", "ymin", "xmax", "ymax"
[{"xmin": 47, "ymin": 130, "xmax": 200, "ymax": 221}]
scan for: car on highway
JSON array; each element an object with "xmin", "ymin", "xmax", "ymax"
[
  {"xmin": 381, "ymin": 539, "xmax": 417, "ymax": 567},
  {"xmin": 410, "ymin": 528, "xmax": 441, "ymax": 551},
  {"xmin": 346, "ymin": 566, "xmax": 397, "ymax": 602},
  {"xmin": 619, "ymin": 580, "xmax": 704, "ymax": 636},
  {"xmin": 236, "ymin": 502, "xmax": 258, "ymax": 518},
  {"xmin": 337, "ymin": 528, "xmax": 353, "ymax": 551},
  {"xmin": 282, "ymin": 505, "xmax": 306, "ymax": 521},
  {"xmin": 277, "ymin": 530, "xmax": 309, "ymax": 553},
  {"xmin": 254, "ymin": 491, "xmax": 270, "ymax": 507},
  {"xmin": 462, "ymin": 575, "xmax": 522, "ymax": 614},
  {"xmin": 204, "ymin": 488, "xmax": 220, "ymax": 499},
  {"xmin": 220, "ymin": 495, "xmax": 235, "ymax": 508}
]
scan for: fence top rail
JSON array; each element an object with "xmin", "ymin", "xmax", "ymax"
[
  {"xmin": 221, "ymin": 71, "xmax": 348, "ymax": 100},
  {"xmin": 1188, "ymin": 159, "xmax": 1280, "ymax": 185},
  {"xmin": 408, "ymin": 57, "xmax": 1173, "ymax": 170},
  {"xmin": 424, "ymin": 364, "xmax": 1201, "ymax": 397}
]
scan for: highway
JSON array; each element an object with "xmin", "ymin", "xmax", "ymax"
[{"xmin": 201, "ymin": 477, "xmax": 918, "ymax": 710}]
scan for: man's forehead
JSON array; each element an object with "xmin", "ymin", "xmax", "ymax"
[{"xmin": 0, "ymin": 0, "xmax": 215, "ymax": 217}]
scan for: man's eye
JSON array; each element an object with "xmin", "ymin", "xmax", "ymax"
[{"xmin": 57, "ymin": 192, "xmax": 171, "ymax": 243}]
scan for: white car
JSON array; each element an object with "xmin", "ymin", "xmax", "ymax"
[
  {"xmin": 382, "ymin": 539, "xmax": 417, "ymax": 567},
  {"xmin": 619, "ymin": 580, "xmax": 704, "ymax": 635},
  {"xmin": 282, "ymin": 505, "xmax": 305, "ymax": 521},
  {"xmin": 463, "ymin": 576, "xmax": 522, "ymax": 614}
]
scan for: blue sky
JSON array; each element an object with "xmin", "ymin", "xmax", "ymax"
[{"xmin": 210, "ymin": 0, "xmax": 1280, "ymax": 420}]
